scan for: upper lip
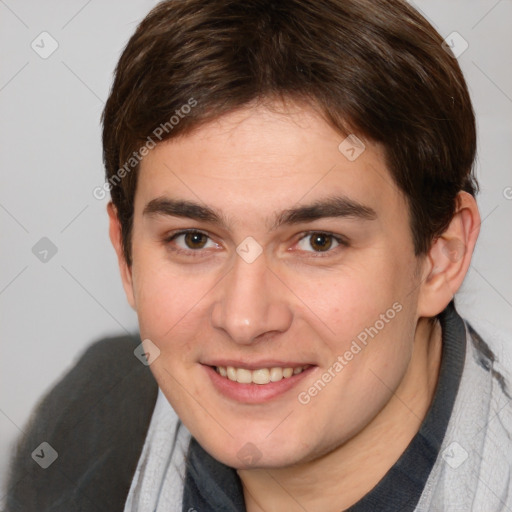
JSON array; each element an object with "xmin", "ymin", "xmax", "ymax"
[{"xmin": 202, "ymin": 360, "xmax": 314, "ymax": 370}]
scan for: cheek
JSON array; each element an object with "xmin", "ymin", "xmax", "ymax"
[
  {"xmin": 131, "ymin": 255, "xmax": 202, "ymax": 340},
  {"xmin": 294, "ymin": 302, "xmax": 416, "ymax": 448},
  {"xmin": 284, "ymin": 259, "xmax": 406, "ymax": 341}
]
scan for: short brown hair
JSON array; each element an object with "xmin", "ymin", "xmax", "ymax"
[{"xmin": 102, "ymin": 0, "xmax": 478, "ymax": 266}]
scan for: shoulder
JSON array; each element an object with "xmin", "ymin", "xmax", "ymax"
[
  {"xmin": 465, "ymin": 318, "xmax": 512, "ymax": 398},
  {"xmin": 447, "ymin": 318, "xmax": 512, "ymax": 508},
  {"xmin": 4, "ymin": 334, "xmax": 159, "ymax": 512},
  {"xmin": 418, "ymin": 315, "xmax": 512, "ymax": 510}
]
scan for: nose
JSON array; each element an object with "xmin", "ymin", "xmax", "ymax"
[{"xmin": 210, "ymin": 251, "xmax": 293, "ymax": 345}]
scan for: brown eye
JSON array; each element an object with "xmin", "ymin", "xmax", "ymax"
[
  {"xmin": 297, "ymin": 232, "xmax": 344, "ymax": 253},
  {"xmin": 309, "ymin": 233, "xmax": 333, "ymax": 252},
  {"xmin": 183, "ymin": 231, "xmax": 208, "ymax": 249},
  {"xmin": 166, "ymin": 230, "xmax": 218, "ymax": 253}
]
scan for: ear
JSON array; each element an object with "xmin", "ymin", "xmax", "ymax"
[
  {"xmin": 417, "ymin": 191, "xmax": 480, "ymax": 317},
  {"xmin": 107, "ymin": 202, "xmax": 136, "ymax": 310}
]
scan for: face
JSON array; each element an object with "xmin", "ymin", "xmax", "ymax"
[{"xmin": 120, "ymin": 101, "xmax": 426, "ymax": 469}]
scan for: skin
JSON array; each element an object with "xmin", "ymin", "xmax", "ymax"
[{"xmin": 108, "ymin": 99, "xmax": 480, "ymax": 511}]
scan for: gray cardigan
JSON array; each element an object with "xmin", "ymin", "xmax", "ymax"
[{"xmin": 4, "ymin": 335, "xmax": 158, "ymax": 511}]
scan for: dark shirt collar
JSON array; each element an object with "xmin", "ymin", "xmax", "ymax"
[{"xmin": 182, "ymin": 301, "xmax": 467, "ymax": 512}]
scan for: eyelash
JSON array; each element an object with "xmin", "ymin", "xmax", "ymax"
[{"xmin": 163, "ymin": 229, "xmax": 349, "ymax": 258}]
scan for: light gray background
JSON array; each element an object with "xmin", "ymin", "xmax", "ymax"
[{"xmin": 1, "ymin": 0, "xmax": 511, "ymax": 497}]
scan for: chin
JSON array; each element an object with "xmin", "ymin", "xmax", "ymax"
[{"xmin": 193, "ymin": 427, "xmax": 314, "ymax": 470}]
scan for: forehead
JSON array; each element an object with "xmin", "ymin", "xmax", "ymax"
[{"xmin": 135, "ymin": 102, "xmax": 406, "ymax": 226}]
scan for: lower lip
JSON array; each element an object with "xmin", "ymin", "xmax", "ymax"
[{"xmin": 203, "ymin": 365, "xmax": 316, "ymax": 404}]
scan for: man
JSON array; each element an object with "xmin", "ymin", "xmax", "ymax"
[{"xmin": 5, "ymin": 0, "xmax": 512, "ymax": 510}]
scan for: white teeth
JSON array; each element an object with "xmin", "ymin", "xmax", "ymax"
[
  {"xmin": 215, "ymin": 365, "xmax": 307, "ymax": 384},
  {"xmin": 236, "ymin": 368, "xmax": 252, "ymax": 384},
  {"xmin": 227, "ymin": 366, "xmax": 237, "ymax": 381},
  {"xmin": 269, "ymin": 367, "xmax": 283, "ymax": 382},
  {"xmin": 252, "ymin": 368, "xmax": 270, "ymax": 384},
  {"xmin": 283, "ymin": 367, "xmax": 294, "ymax": 378}
]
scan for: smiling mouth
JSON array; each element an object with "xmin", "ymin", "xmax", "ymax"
[{"xmin": 214, "ymin": 365, "xmax": 311, "ymax": 385}]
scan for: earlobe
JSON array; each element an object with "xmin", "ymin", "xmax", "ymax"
[
  {"xmin": 107, "ymin": 202, "xmax": 136, "ymax": 310},
  {"xmin": 417, "ymin": 192, "xmax": 480, "ymax": 317}
]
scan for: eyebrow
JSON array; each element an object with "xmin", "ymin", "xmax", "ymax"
[
  {"xmin": 143, "ymin": 195, "xmax": 377, "ymax": 230},
  {"xmin": 272, "ymin": 195, "xmax": 377, "ymax": 229}
]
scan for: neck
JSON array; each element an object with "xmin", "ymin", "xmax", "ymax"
[{"xmin": 238, "ymin": 317, "xmax": 443, "ymax": 512}]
